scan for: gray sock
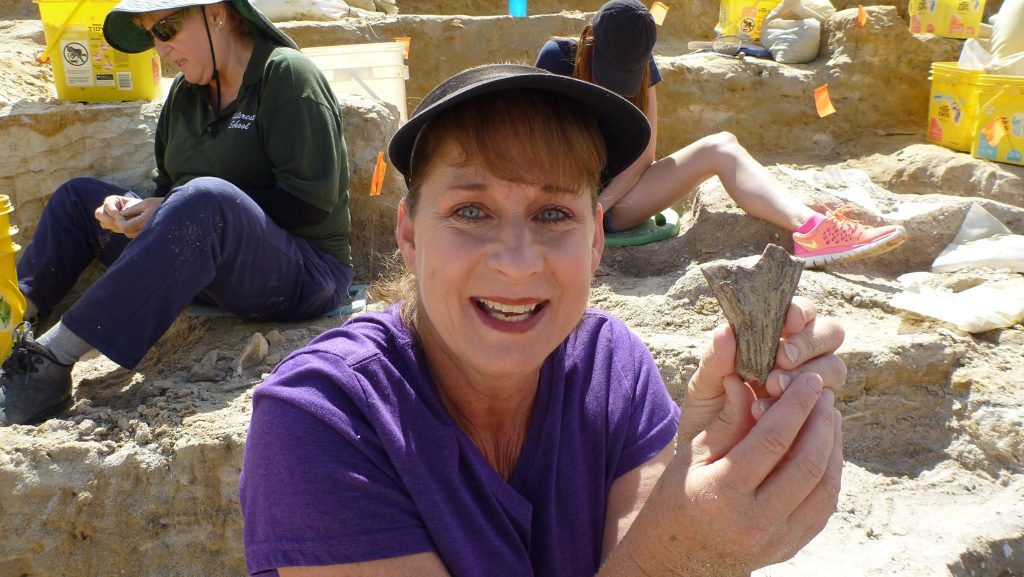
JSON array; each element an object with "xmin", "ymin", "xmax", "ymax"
[
  {"xmin": 24, "ymin": 298, "xmax": 38, "ymax": 323},
  {"xmin": 36, "ymin": 321, "xmax": 93, "ymax": 366}
]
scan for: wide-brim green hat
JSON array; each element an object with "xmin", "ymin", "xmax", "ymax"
[{"xmin": 103, "ymin": 0, "xmax": 298, "ymax": 54}]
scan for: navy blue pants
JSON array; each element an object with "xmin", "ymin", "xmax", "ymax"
[{"xmin": 18, "ymin": 177, "xmax": 353, "ymax": 368}]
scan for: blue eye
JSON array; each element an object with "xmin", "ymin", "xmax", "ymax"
[
  {"xmin": 539, "ymin": 207, "xmax": 569, "ymax": 222},
  {"xmin": 455, "ymin": 205, "xmax": 485, "ymax": 220}
]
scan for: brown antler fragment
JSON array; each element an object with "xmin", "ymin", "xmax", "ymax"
[{"xmin": 700, "ymin": 244, "xmax": 803, "ymax": 397}]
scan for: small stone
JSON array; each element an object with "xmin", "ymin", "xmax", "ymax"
[
  {"xmin": 134, "ymin": 423, "xmax": 152, "ymax": 444},
  {"xmin": 189, "ymin": 350, "xmax": 223, "ymax": 382},
  {"xmin": 77, "ymin": 419, "xmax": 96, "ymax": 435},
  {"xmin": 951, "ymin": 370, "xmax": 973, "ymax": 390},
  {"xmin": 264, "ymin": 329, "xmax": 284, "ymax": 349},
  {"xmin": 235, "ymin": 332, "xmax": 270, "ymax": 376},
  {"xmin": 92, "ymin": 427, "xmax": 108, "ymax": 437}
]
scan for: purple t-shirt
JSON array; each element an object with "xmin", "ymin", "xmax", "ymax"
[{"xmin": 240, "ymin": 305, "xmax": 680, "ymax": 576}]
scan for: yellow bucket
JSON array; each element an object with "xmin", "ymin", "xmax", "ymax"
[
  {"xmin": 908, "ymin": 0, "xmax": 987, "ymax": 39},
  {"xmin": 0, "ymin": 196, "xmax": 27, "ymax": 363},
  {"xmin": 714, "ymin": 0, "xmax": 782, "ymax": 42},
  {"xmin": 927, "ymin": 62, "xmax": 983, "ymax": 152},
  {"xmin": 35, "ymin": 0, "xmax": 161, "ymax": 103},
  {"xmin": 971, "ymin": 74, "xmax": 1024, "ymax": 167}
]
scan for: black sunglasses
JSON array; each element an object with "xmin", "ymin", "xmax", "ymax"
[{"xmin": 140, "ymin": 7, "xmax": 196, "ymax": 43}]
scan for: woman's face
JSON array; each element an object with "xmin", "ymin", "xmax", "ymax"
[
  {"xmin": 137, "ymin": 6, "xmax": 215, "ymax": 85},
  {"xmin": 397, "ymin": 139, "xmax": 604, "ymax": 386}
]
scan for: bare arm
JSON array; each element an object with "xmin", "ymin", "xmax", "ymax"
[
  {"xmin": 279, "ymin": 552, "xmax": 450, "ymax": 577},
  {"xmin": 601, "ymin": 441, "xmax": 674, "ymax": 562},
  {"xmin": 598, "ymin": 87, "xmax": 659, "ymax": 216}
]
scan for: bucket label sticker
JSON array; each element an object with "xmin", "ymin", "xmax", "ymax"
[
  {"xmin": 933, "ymin": 95, "xmax": 963, "ymax": 124},
  {"xmin": 61, "ymin": 40, "xmax": 93, "ymax": 87},
  {"xmin": 117, "ymin": 72, "xmax": 134, "ymax": 90},
  {"xmin": 949, "ymin": 14, "xmax": 964, "ymax": 36},
  {"xmin": 976, "ymin": 133, "xmax": 999, "ymax": 158},
  {"xmin": 1013, "ymin": 114, "xmax": 1024, "ymax": 138},
  {"xmin": 928, "ymin": 118, "xmax": 944, "ymax": 142}
]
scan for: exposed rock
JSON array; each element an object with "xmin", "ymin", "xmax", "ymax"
[
  {"xmin": 234, "ymin": 333, "xmax": 269, "ymax": 376},
  {"xmin": 264, "ymin": 329, "xmax": 284, "ymax": 349},
  {"xmin": 189, "ymin": 350, "xmax": 223, "ymax": 383}
]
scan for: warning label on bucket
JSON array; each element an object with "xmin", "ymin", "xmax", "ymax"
[{"xmin": 62, "ymin": 40, "xmax": 93, "ymax": 87}]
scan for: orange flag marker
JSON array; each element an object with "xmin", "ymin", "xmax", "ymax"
[
  {"xmin": 650, "ymin": 1, "xmax": 669, "ymax": 25},
  {"xmin": 982, "ymin": 116, "xmax": 1007, "ymax": 146},
  {"xmin": 857, "ymin": 5, "xmax": 868, "ymax": 27},
  {"xmin": 395, "ymin": 37, "xmax": 411, "ymax": 60},
  {"xmin": 370, "ymin": 151, "xmax": 387, "ymax": 196},
  {"xmin": 814, "ymin": 84, "xmax": 836, "ymax": 117}
]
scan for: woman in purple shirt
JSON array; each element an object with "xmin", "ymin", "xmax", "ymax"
[{"xmin": 240, "ymin": 64, "xmax": 847, "ymax": 576}]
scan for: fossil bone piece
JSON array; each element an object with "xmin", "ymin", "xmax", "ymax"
[{"xmin": 700, "ymin": 244, "xmax": 803, "ymax": 396}]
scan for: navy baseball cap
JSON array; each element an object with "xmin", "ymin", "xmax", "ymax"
[{"xmin": 591, "ymin": 0, "xmax": 657, "ymax": 98}]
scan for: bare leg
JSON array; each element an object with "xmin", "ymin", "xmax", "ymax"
[{"xmin": 606, "ymin": 132, "xmax": 816, "ymax": 232}]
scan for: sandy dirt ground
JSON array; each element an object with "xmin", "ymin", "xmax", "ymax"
[{"xmin": 1, "ymin": 6, "xmax": 1023, "ymax": 577}]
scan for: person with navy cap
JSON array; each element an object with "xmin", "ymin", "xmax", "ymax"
[
  {"xmin": 536, "ymin": 0, "xmax": 907, "ymax": 269},
  {"xmin": 239, "ymin": 62, "xmax": 846, "ymax": 577}
]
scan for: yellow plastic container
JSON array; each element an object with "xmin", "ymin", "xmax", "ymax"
[
  {"xmin": 908, "ymin": 0, "xmax": 987, "ymax": 39},
  {"xmin": 35, "ymin": 0, "xmax": 161, "ymax": 103},
  {"xmin": 927, "ymin": 62, "xmax": 983, "ymax": 152},
  {"xmin": 0, "ymin": 196, "xmax": 27, "ymax": 363},
  {"xmin": 714, "ymin": 0, "xmax": 782, "ymax": 43},
  {"xmin": 971, "ymin": 74, "xmax": 1024, "ymax": 167}
]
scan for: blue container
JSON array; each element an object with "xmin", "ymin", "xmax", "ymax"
[{"xmin": 509, "ymin": 0, "xmax": 527, "ymax": 17}]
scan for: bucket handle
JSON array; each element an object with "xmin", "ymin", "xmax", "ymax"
[{"xmin": 38, "ymin": 0, "xmax": 90, "ymax": 64}]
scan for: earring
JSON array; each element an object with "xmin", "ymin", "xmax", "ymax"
[{"xmin": 216, "ymin": 20, "xmax": 224, "ymax": 28}]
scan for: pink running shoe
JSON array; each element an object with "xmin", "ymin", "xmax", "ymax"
[{"xmin": 793, "ymin": 209, "xmax": 907, "ymax": 268}]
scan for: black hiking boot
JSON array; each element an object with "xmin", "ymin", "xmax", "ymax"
[{"xmin": 0, "ymin": 322, "xmax": 73, "ymax": 426}]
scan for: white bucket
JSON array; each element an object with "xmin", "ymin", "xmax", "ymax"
[{"xmin": 303, "ymin": 42, "xmax": 409, "ymax": 123}]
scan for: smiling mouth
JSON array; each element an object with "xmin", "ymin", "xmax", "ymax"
[{"xmin": 474, "ymin": 298, "xmax": 543, "ymax": 323}]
